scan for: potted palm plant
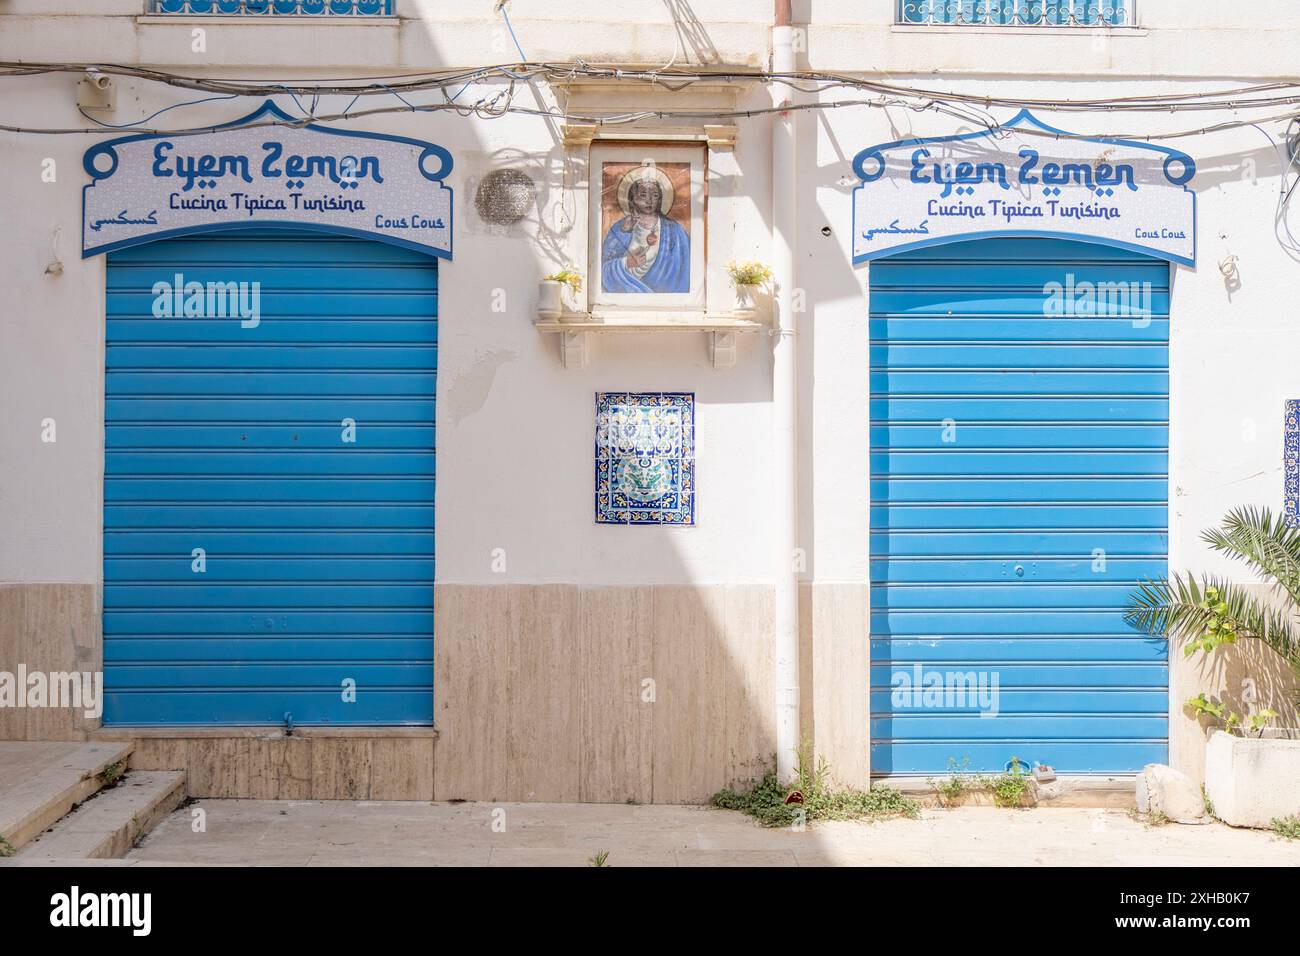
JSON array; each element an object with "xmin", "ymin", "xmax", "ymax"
[{"xmin": 1125, "ymin": 507, "xmax": 1300, "ymax": 828}]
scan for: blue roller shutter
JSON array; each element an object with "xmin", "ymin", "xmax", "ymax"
[
  {"xmin": 103, "ymin": 230, "xmax": 436, "ymax": 725},
  {"xmin": 869, "ymin": 237, "xmax": 1169, "ymax": 774}
]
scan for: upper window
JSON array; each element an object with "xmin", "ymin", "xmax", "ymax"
[
  {"xmin": 152, "ymin": 0, "xmax": 391, "ymax": 14},
  {"xmin": 897, "ymin": 1, "xmax": 1133, "ymax": 27}
]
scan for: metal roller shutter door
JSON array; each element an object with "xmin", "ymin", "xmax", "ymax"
[
  {"xmin": 869, "ymin": 237, "xmax": 1169, "ymax": 774},
  {"xmin": 103, "ymin": 230, "xmax": 436, "ymax": 725}
]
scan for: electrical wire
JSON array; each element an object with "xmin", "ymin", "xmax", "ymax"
[
  {"xmin": 495, "ymin": 2, "xmax": 529, "ymax": 63},
  {"xmin": 10, "ymin": 94, "xmax": 1300, "ymax": 144},
  {"xmin": 76, "ymin": 93, "xmax": 240, "ymax": 129},
  {"xmin": 1251, "ymin": 119, "xmax": 1300, "ymax": 261},
  {"xmin": 8, "ymin": 60, "xmax": 1300, "ymax": 115},
  {"xmin": 8, "ymin": 54, "xmax": 1299, "ymax": 253},
  {"xmin": 6, "ymin": 60, "xmax": 1300, "ymax": 145}
]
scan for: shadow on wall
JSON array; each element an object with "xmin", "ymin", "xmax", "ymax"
[
  {"xmin": 664, "ymin": 0, "xmax": 722, "ymax": 66},
  {"xmin": 430, "ymin": 55, "xmax": 873, "ymax": 806},
  {"xmin": 432, "ymin": 73, "xmax": 786, "ymax": 803},
  {"xmin": 1174, "ymin": 606, "xmax": 1300, "ymax": 783},
  {"xmin": 433, "ymin": 584, "xmax": 778, "ymax": 804}
]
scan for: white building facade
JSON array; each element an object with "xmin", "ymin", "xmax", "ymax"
[{"xmin": 1, "ymin": 1, "xmax": 1297, "ymax": 801}]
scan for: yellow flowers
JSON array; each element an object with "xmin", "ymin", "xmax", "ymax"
[{"xmin": 725, "ymin": 258, "xmax": 772, "ymax": 288}]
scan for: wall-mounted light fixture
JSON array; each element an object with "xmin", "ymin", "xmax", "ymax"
[{"xmin": 474, "ymin": 168, "xmax": 536, "ymax": 225}]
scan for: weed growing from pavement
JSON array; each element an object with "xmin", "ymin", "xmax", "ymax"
[
  {"xmin": 986, "ymin": 756, "xmax": 1034, "ymax": 808},
  {"xmin": 1202, "ymin": 785, "xmax": 1217, "ymax": 820},
  {"xmin": 589, "ymin": 850, "xmax": 611, "ymax": 866},
  {"xmin": 927, "ymin": 756, "xmax": 976, "ymax": 807},
  {"xmin": 1128, "ymin": 808, "xmax": 1172, "ymax": 827},
  {"xmin": 711, "ymin": 743, "xmax": 919, "ymax": 827},
  {"xmin": 1271, "ymin": 816, "xmax": 1300, "ymax": 840},
  {"xmin": 0, "ymin": 834, "xmax": 14, "ymax": 857}
]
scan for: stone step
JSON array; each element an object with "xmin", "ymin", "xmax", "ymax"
[
  {"xmin": 882, "ymin": 773, "xmax": 1137, "ymax": 809},
  {"xmin": 16, "ymin": 771, "xmax": 187, "ymax": 860},
  {"xmin": 0, "ymin": 741, "xmax": 135, "ymax": 854}
]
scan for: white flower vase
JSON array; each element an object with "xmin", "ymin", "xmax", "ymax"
[
  {"xmin": 733, "ymin": 283, "xmax": 759, "ymax": 316},
  {"xmin": 559, "ymin": 284, "xmax": 587, "ymax": 323},
  {"xmin": 538, "ymin": 280, "xmax": 563, "ymax": 322}
]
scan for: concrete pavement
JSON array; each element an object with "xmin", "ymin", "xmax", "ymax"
[{"xmin": 108, "ymin": 800, "xmax": 1300, "ymax": 867}]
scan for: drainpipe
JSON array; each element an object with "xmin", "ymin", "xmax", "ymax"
[{"xmin": 771, "ymin": 0, "xmax": 799, "ymax": 785}]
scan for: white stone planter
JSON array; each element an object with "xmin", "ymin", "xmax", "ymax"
[
  {"xmin": 1204, "ymin": 729, "xmax": 1300, "ymax": 828},
  {"xmin": 732, "ymin": 283, "xmax": 759, "ymax": 317},
  {"xmin": 537, "ymin": 279, "xmax": 563, "ymax": 321}
]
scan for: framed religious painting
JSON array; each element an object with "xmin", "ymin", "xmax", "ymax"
[{"xmin": 587, "ymin": 143, "xmax": 706, "ymax": 312}]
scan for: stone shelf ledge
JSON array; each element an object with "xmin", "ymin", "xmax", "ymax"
[
  {"xmin": 535, "ymin": 312, "xmax": 764, "ymax": 332},
  {"xmin": 536, "ymin": 312, "xmax": 765, "ymax": 369}
]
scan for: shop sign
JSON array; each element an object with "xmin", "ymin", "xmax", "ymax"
[
  {"xmin": 852, "ymin": 110, "xmax": 1195, "ymax": 265},
  {"xmin": 83, "ymin": 101, "xmax": 453, "ymax": 258}
]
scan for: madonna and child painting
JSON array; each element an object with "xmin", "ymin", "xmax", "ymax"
[{"xmin": 599, "ymin": 160, "xmax": 692, "ymax": 295}]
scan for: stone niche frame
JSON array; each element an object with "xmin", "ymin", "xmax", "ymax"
[
  {"xmin": 588, "ymin": 141, "xmax": 707, "ymax": 312},
  {"xmin": 537, "ymin": 78, "xmax": 752, "ymax": 369}
]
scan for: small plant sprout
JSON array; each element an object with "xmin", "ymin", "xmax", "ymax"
[
  {"xmin": 1187, "ymin": 692, "xmax": 1228, "ymax": 722},
  {"xmin": 1245, "ymin": 709, "xmax": 1280, "ymax": 735},
  {"xmin": 926, "ymin": 756, "xmax": 975, "ymax": 808},
  {"xmin": 1271, "ymin": 815, "xmax": 1300, "ymax": 840},
  {"xmin": 986, "ymin": 756, "xmax": 1034, "ymax": 808},
  {"xmin": 1186, "ymin": 693, "xmax": 1278, "ymax": 737},
  {"xmin": 1128, "ymin": 807, "xmax": 1171, "ymax": 827},
  {"xmin": 589, "ymin": 850, "xmax": 611, "ymax": 867},
  {"xmin": 543, "ymin": 266, "xmax": 583, "ymax": 295},
  {"xmin": 725, "ymin": 259, "xmax": 773, "ymax": 288},
  {"xmin": 711, "ymin": 740, "xmax": 919, "ymax": 827}
]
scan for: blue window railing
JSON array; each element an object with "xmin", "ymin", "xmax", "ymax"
[
  {"xmin": 152, "ymin": 0, "xmax": 392, "ymax": 14},
  {"xmin": 898, "ymin": 1, "xmax": 1133, "ymax": 26}
]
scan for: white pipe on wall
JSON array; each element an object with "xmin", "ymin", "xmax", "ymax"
[{"xmin": 771, "ymin": 0, "xmax": 800, "ymax": 785}]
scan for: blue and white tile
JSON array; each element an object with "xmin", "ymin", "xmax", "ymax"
[
  {"xmin": 595, "ymin": 391, "xmax": 695, "ymax": 525},
  {"xmin": 1285, "ymin": 399, "xmax": 1299, "ymax": 526}
]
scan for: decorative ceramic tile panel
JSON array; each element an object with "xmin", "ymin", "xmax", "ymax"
[
  {"xmin": 595, "ymin": 392, "xmax": 695, "ymax": 525},
  {"xmin": 1286, "ymin": 400, "xmax": 1300, "ymax": 526}
]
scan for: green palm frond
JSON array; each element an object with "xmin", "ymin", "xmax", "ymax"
[
  {"xmin": 1201, "ymin": 506, "xmax": 1300, "ymax": 606},
  {"xmin": 1124, "ymin": 573, "xmax": 1300, "ymax": 670}
]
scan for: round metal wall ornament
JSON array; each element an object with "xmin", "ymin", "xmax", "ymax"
[{"xmin": 474, "ymin": 168, "xmax": 536, "ymax": 224}]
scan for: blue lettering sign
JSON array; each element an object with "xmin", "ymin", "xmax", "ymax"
[
  {"xmin": 152, "ymin": 141, "xmax": 254, "ymax": 193},
  {"xmin": 84, "ymin": 100, "xmax": 453, "ymax": 260},
  {"xmin": 910, "ymin": 147, "xmax": 1012, "ymax": 198},
  {"xmin": 262, "ymin": 142, "xmax": 382, "ymax": 188}
]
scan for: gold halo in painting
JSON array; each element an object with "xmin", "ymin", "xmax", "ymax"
[{"xmin": 616, "ymin": 163, "xmax": 675, "ymax": 216}]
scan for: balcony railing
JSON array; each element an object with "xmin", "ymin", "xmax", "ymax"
[
  {"xmin": 898, "ymin": 1, "xmax": 1134, "ymax": 27},
  {"xmin": 152, "ymin": 0, "xmax": 392, "ymax": 14}
]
